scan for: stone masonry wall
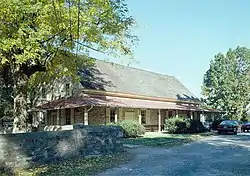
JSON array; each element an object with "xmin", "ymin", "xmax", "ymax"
[
  {"xmin": 88, "ymin": 107, "xmax": 106, "ymax": 125},
  {"xmin": 0, "ymin": 125, "xmax": 124, "ymax": 168}
]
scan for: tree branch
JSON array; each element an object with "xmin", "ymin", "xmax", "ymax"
[
  {"xmin": 39, "ymin": 29, "xmax": 66, "ymax": 44},
  {"xmin": 96, "ymin": 7, "xmax": 112, "ymax": 26},
  {"xmin": 76, "ymin": 41, "xmax": 105, "ymax": 53}
]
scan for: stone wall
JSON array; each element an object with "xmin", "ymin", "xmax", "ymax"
[
  {"xmin": 0, "ymin": 125, "xmax": 124, "ymax": 168},
  {"xmin": 88, "ymin": 107, "xmax": 106, "ymax": 125}
]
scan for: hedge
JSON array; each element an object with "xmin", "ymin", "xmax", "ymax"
[{"xmin": 164, "ymin": 117, "xmax": 207, "ymax": 134}]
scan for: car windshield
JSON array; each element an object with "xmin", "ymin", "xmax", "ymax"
[{"xmin": 220, "ymin": 121, "xmax": 238, "ymax": 125}]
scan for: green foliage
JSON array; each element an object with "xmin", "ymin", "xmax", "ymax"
[
  {"xmin": 165, "ymin": 117, "xmax": 207, "ymax": 134},
  {"xmin": 117, "ymin": 120, "xmax": 145, "ymax": 138},
  {"xmin": 202, "ymin": 46, "xmax": 250, "ymax": 120},
  {"xmin": 0, "ymin": 0, "xmax": 137, "ymax": 66},
  {"xmin": 164, "ymin": 117, "xmax": 190, "ymax": 134},
  {"xmin": 188, "ymin": 120, "xmax": 207, "ymax": 133},
  {"xmin": 0, "ymin": 0, "xmax": 137, "ymax": 130},
  {"xmin": 0, "ymin": 67, "xmax": 13, "ymax": 120},
  {"xmin": 106, "ymin": 122, "xmax": 116, "ymax": 126}
]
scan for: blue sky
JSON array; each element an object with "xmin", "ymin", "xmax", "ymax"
[{"xmin": 93, "ymin": 0, "xmax": 250, "ymax": 98}]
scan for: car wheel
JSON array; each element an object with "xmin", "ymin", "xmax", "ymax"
[{"xmin": 218, "ymin": 131, "xmax": 221, "ymax": 134}]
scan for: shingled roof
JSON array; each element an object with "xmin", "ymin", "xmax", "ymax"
[{"xmin": 78, "ymin": 59, "xmax": 199, "ymax": 102}]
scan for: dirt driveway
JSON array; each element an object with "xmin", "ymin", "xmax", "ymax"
[{"xmin": 98, "ymin": 134, "xmax": 250, "ymax": 176}]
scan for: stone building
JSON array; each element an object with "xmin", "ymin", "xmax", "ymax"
[{"xmin": 36, "ymin": 59, "xmax": 221, "ymax": 132}]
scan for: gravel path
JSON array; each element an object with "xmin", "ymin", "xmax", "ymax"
[{"xmin": 98, "ymin": 134, "xmax": 250, "ymax": 176}]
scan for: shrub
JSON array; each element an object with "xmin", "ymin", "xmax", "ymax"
[
  {"xmin": 211, "ymin": 119, "xmax": 223, "ymax": 130},
  {"xmin": 106, "ymin": 122, "xmax": 116, "ymax": 126},
  {"xmin": 0, "ymin": 162, "xmax": 14, "ymax": 176},
  {"xmin": 188, "ymin": 119, "xmax": 207, "ymax": 133},
  {"xmin": 117, "ymin": 120, "xmax": 145, "ymax": 138},
  {"xmin": 164, "ymin": 117, "xmax": 190, "ymax": 134},
  {"xmin": 165, "ymin": 117, "xmax": 207, "ymax": 134}
]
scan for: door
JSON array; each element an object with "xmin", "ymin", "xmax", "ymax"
[
  {"xmin": 125, "ymin": 111, "xmax": 135, "ymax": 121},
  {"xmin": 65, "ymin": 109, "xmax": 71, "ymax": 125}
]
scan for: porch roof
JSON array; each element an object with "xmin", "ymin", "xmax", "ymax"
[{"xmin": 37, "ymin": 95, "xmax": 202, "ymax": 111}]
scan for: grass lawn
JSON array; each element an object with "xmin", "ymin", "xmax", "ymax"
[
  {"xmin": 122, "ymin": 132, "xmax": 213, "ymax": 148},
  {"xmin": 1, "ymin": 152, "xmax": 132, "ymax": 176}
]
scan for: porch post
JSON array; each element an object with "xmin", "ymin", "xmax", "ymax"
[
  {"xmin": 84, "ymin": 107, "xmax": 88, "ymax": 125},
  {"xmin": 158, "ymin": 109, "xmax": 161, "ymax": 132},
  {"xmin": 138, "ymin": 109, "xmax": 142, "ymax": 124},
  {"xmin": 56, "ymin": 109, "xmax": 60, "ymax": 125},
  {"xmin": 190, "ymin": 111, "xmax": 193, "ymax": 119},
  {"xmin": 114, "ymin": 108, "xmax": 118, "ymax": 123},
  {"xmin": 200, "ymin": 111, "xmax": 205, "ymax": 124},
  {"xmin": 176, "ymin": 110, "xmax": 179, "ymax": 118},
  {"xmin": 70, "ymin": 108, "xmax": 74, "ymax": 125},
  {"xmin": 212, "ymin": 114, "xmax": 215, "ymax": 121}
]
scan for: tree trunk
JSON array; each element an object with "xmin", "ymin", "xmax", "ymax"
[{"xmin": 12, "ymin": 73, "xmax": 29, "ymax": 133}]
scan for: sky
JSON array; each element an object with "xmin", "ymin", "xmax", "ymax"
[{"xmin": 92, "ymin": 0, "xmax": 250, "ymax": 98}]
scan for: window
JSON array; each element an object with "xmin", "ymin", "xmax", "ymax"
[
  {"xmin": 141, "ymin": 110, "xmax": 146, "ymax": 124},
  {"xmin": 51, "ymin": 87, "xmax": 54, "ymax": 100},
  {"xmin": 169, "ymin": 111, "xmax": 173, "ymax": 117},
  {"xmin": 52, "ymin": 115, "xmax": 57, "ymax": 125},
  {"xmin": 65, "ymin": 84, "xmax": 70, "ymax": 96},
  {"xmin": 65, "ymin": 109, "xmax": 71, "ymax": 125},
  {"xmin": 42, "ymin": 87, "xmax": 46, "ymax": 99},
  {"xmin": 110, "ymin": 109, "xmax": 116, "ymax": 123},
  {"xmin": 51, "ymin": 110, "xmax": 57, "ymax": 125}
]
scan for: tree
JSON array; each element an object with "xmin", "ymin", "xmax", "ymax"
[
  {"xmin": 0, "ymin": 0, "xmax": 137, "ymax": 132},
  {"xmin": 0, "ymin": 66, "xmax": 14, "ymax": 121},
  {"xmin": 202, "ymin": 47, "xmax": 250, "ymax": 120}
]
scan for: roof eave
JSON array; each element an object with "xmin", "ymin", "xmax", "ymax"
[{"xmin": 81, "ymin": 89, "xmax": 201, "ymax": 105}]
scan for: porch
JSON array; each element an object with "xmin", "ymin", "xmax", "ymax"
[
  {"xmin": 36, "ymin": 95, "xmax": 204, "ymax": 131},
  {"xmin": 42, "ymin": 106, "xmax": 201, "ymax": 132}
]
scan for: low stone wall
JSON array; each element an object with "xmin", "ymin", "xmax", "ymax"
[{"xmin": 0, "ymin": 124, "xmax": 124, "ymax": 168}]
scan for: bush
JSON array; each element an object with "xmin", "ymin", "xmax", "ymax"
[
  {"xmin": 164, "ymin": 117, "xmax": 190, "ymax": 134},
  {"xmin": 117, "ymin": 120, "xmax": 145, "ymax": 138},
  {"xmin": 211, "ymin": 119, "xmax": 223, "ymax": 130},
  {"xmin": 165, "ymin": 117, "xmax": 208, "ymax": 134},
  {"xmin": 106, "ymin": 122, "xmax": 116, "ymax": 126},
  {"xmin": 188, "ymin": 119, "xmax": 207, "ymax": 133}
]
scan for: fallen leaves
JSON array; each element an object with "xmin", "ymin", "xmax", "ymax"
[{"xmin": 6, "ymin": 152, "xmax": 132, "ymax": 176}]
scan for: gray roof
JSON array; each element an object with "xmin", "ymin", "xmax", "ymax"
[{"xmin": 79, "ymin": 59, "xmax": 199, "ymax": 102}]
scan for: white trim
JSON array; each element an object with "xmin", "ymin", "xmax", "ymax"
[
  {"xmin": 158, "ymin": 109, "xmax": 161, "ymax": 132},
  {"xmin": 84, "ymin": 107, "xmax": 88, "ymax": 125},
  {"xmin": 138, "ymin": 109, "xmax": 142, "ymax": 124}
]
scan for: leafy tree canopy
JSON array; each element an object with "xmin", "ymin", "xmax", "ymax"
[
  {"xmin": 0, "ymin": 0, "xmax": 137, "ymax": 131},
  {"xmin": 202, "ymin": 46, "xmax": 250, "ymax": 120}
]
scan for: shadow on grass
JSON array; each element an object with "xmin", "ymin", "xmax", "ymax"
[
  {"xmin": 122, "ymin": 132, "xmax": 215, "ymax": 148},
  {"xmin": 122, "ymin": 137, "xmax": 194, "ymax": 148},
  {"xmin": 11, "ymin": 152, "xmax": 132, "ymax": 176}
]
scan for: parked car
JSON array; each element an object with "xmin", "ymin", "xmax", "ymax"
[
  {"xmin": 217, "ymin": 120, "xmax": 239, "ymax": 135},
  {"xmin": 241, "ymin": 122, "xmax": 250, "ymax": 132}
]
